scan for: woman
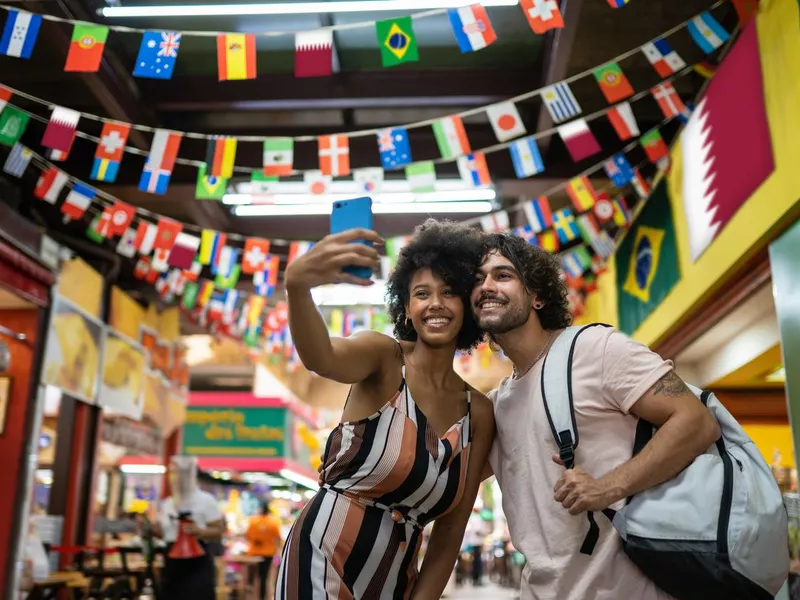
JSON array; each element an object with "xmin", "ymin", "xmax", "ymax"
[
  {"xmin": 246, "ymin": 500, "xmax": 283, "ymax": 600},
  {"xmin": 276, "ymin": 220, "xmax": 495, "ymax": 599}
]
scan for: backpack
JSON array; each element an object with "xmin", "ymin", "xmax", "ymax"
[{"xmin": 541, "ymin": 323, "xmax": 789, "ymax": 600}]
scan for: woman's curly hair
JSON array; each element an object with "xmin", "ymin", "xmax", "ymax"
[
  {"xmin": 482, "ymin": 232, "xmax": 572, "ymax": 330},
  {"xmin": 386, "ymin": 219, "xmax": 484, "ymax": 351}
]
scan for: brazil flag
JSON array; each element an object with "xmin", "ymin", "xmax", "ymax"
[
  {"xmin": 615, "ymin": 180, "xmax": 680, "ymax": 335},
  {"xmin": 376, "ymin": 16, "xmax": 419, "ymax": 67},
  {"xmin": 196, "ymin": 164, "xmax": 228, "ymax": 200}
]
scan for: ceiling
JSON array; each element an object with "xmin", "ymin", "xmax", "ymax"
[
  {"xmin": 0, "ymin": 0, "xmax": 738, "ymax": 306},
  {"xmin": 674, "ymin": 283, "xmax": 785, "ymax": 390}
]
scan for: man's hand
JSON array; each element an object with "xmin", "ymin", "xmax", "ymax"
[
  {"xmin": 182, "ymin": 522, "xmax": 202, "ymax": 537},
  {"xmin": 552, "ymin": 456, "xmax": 617, "ymax": 515}
]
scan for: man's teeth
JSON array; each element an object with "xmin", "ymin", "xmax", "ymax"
[{"xmin": 480, "ymin": 301, "xmax": 504, "ymax": 309}]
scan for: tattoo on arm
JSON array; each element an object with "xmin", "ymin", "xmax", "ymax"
[{"xmin": 649, "ymin": 371, "xmax": 692, "ymax": 397}]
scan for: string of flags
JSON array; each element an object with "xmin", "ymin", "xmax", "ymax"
[
  {"xmin": 0, "ymin": 1, "xmax": 562, "ymax": 80},
  {"xmin": 0, "ymin": 55, "xmax": 700, "ymax": 205},
  {"xmin": 0, "ymin": 0, "xmax": 641, "ymax": 78}
]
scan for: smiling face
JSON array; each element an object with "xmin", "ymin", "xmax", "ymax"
[
  {"xmin": 471, "ymin": 251, "xmax": 537, "ymax": 335},
  {"xmin": 405, "ymin": 267, "xmax": 465, "ymax": 348}
]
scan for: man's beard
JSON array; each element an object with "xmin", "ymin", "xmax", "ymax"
[{"xmin": 476, "ymin": 296, "xmax": 531, "ymax": 335}]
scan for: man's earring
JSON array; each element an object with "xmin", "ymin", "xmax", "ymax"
[{"xmin": 534, "ymin": 302, "xmax": 544, "ymax": 310}]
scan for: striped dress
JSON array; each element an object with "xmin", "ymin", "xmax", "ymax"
[{"xmin": 276, "ymin": 365, "xmax": 472, "ymax": 599}]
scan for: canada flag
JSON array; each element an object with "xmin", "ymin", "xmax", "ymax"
[{"xmin": 680, "ymin": 20, "xmax": 773, "ymax": 263}]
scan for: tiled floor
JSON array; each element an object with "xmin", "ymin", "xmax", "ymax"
[{"xmin": 445, "ymin": 582, "xmax": 519, "ymax": 599}]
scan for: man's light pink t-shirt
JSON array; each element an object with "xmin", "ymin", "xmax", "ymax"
[{"xmin": 489, "ymin": 326, "xmax": 675, "ymax": 600}]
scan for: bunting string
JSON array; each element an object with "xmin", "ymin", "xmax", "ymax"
[{"xmin": 0, "ymin": 0, "xmax": 726, "ymax": 143}]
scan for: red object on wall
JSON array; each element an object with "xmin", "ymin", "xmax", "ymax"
[
  {"xmin": 0, "ymin": 309, "xmax": 40, "ymax": 593},
  {"xmin": 0, "ymin": 236, "xmax": 54, "ymax": 596}
]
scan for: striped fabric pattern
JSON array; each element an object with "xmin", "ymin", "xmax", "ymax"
[{"xmin": 277, "ymin": 367, "xmax": 472, "ymax": 599}]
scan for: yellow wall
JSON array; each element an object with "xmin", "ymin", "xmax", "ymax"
[
  {"xmin": 743, "ymin": 424, "xmax": 796, "ymax": 468},
  {"xmin": 582, "ymin": 0, "xmax": 800, "ymax": 345},
  {"xmin": 58, "ymin": 257, "xmax": 104, "ymax": 319}
]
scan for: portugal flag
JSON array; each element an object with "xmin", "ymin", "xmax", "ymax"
[{"xmin": 64, "ymin": 24, "xmax": 108, "ymax": 72}]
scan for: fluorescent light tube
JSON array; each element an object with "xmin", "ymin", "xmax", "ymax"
[
  {"xmin": 102, "ymin": 0, "xmax": 518, "ymax": 18},
  {"xmin": 234, "ymin": 200, "xmax": 493, "ymax": 216},
  {"xmin": 223, "ymin": 189, "xmax": 496, "ymax": 205},
  {"xmin": 120, "ymin": 464, "xmax": 167, "ymax": 475},
  {"xmin": 280, "ymin": 469, "xmax": 320, "ymax": 490}
]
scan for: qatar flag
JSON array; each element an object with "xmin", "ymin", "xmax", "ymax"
[
  {"xmin": 42, "ymin": 106, "xmax": 80, "ymax": 152},
  {"xmin": 557, "ymin": 119, "xmax": 600, "ymax": 162},
  {"xmin": 680, "ymin": 20, "xmax": 773, "ymax": 263}
]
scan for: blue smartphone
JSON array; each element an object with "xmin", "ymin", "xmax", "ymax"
[{"xmin": 330, "ymin": 197, "xmax": 374, "ymax": 280}]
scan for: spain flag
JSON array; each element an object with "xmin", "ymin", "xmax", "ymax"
[{"xmin": 217, "ymin": 34, "xmax": 257, "ymax": 81}]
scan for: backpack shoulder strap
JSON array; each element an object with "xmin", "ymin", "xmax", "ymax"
[{"xmin": 540, "ymin": 323, "xmax": 610, "ymax": 468}]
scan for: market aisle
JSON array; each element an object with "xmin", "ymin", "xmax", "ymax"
[{"xmin": 446, "ymin": 582, "xmax": 519, "ymax": 599}]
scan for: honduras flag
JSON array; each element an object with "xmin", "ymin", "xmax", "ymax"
[{"xmin": 0, "ymin": 10, "xmax": 42, "ymax": 59}]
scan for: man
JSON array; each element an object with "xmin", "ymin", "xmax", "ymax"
[
  {"xmin": 246, "ymin": 500, "xmax": 282, "ymax": 600},
  {"xmin": 473, "ymin": 233, "xmax": 720, "ymax": 600},
  {"xmin": 151, "ymin": 456, "xmax": 225, "ymax": 600}
]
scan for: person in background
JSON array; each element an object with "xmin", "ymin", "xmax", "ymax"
[
  {"xmin": 276, "ymin": 220, "xmax": 496, "ymax": 599},
  {"xmin": 246, "ymin": 500, "xmax": 282, "ymax": 600},
  {"xmin": 463, "ymin": 508, "xmax": 486, "ymax": 587},
  {"xmin": 149, "ymin": 456, "xmax": 225, "ymax": 600},
  {"xmin": 473, "ymin": 233, "xmax": 720, "ymax": 600}
]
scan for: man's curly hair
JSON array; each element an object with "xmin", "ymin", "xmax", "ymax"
[
  {"xmin": 482, "ymin": 232, "xmax": 572, "ymax": 330},
  {"xmin": 386, "ymin": 219, "xmax": 484, "ymax": 351}
]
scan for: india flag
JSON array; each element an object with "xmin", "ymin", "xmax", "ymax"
[{"xmin": 432, "ymin": 116, "xmax": 471, "ymax": 158}]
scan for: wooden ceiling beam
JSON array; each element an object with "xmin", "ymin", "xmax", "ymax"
[{"xmin": 137, "ymin": 69, "xmax": 540, "ymax": 112}]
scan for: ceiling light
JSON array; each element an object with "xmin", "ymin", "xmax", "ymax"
[
  {"xmin": 279, "ymin": 469, "xmax": 320, "ymax": 490},
  {"xmin": 224, "ymin": 189, "xmax": 496, "ymax": 206},
  {"xmin": 101, "ymin": 0, "xmax": 519, "ymax": 18},
  {"xmin": 234, "ymin": 200, "xmax": 493, "ymax": 216}
]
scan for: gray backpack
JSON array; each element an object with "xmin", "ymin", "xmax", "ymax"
[{"xmin": 541, "ymin": 324, "xmax": 789, "ymax": 600}]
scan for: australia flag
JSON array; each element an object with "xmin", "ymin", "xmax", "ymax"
[
  {"xmin": 377, "ymin": 127, "xmax": 412, "ymax": 170},
  {"xmin": 604, "ymin": 152, "xmax": 634, "ymax": 188},
  {"xmin": 133, "ymin": 31, "xmax": 181, "ymax": 80}
]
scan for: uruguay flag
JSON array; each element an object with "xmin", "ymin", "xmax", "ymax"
[
  {"xmin": 687, "ymin": 12, "xmax": 729, "ymax": 54},
  {"xmin": 510, "ymin": 137, "xmax": 545, "ymax": 179},
  {"xmin": 448, "ymin": 5, "xmax": 497, "ymax": 53},
  {"xmin": 0, "ymin": 10, "xmax": 42, "ymax": 59}
]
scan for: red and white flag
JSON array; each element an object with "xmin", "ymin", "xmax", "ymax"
[
  {"xmin": 0, "ymin": 86, "xmax": 11, "ymax": 114},
  {"xmin": 243, "ymin": 237, "xmax": 271, "ymax": 274},
  {"xmin": 106, "ymin": 200, "xmax": 135, "ymax": 236},
  {"xmin": 134, "ymin": 221, "xmax": 157, "ymax": 255},
  {"xmin": 318, "ymin": 135, "xmax": 350, "ymax": 177},
  {"xmin": 34, "ymin": 167, "xmax": 68, "ymax": 204},
  {"xmin": 651, "ymin": 83, "xmax": 686, "ymax": 119},
  {"xmin": 486, "ymin": 102, "xmax": 527, "ymax": 142},
  {"xmin": 295, "ymin": 30, "xmax": 333, "ymax": 78},
  {"xmin": 167, "ymin": 232, "xmax": 200, "ymax": 270},
  {"xmin": 305, "ymin": 170, "xmax": 332, "ymax": 195},
  {"xmin": 557, "ymin": 119, "xmax": 601, "ymax": 162},
  {"xmin": 520, "ymin": 0, "xmax": 564, "ymax": 34},
  {"xmin": 42, "ymin": 106, "xmax": 80, "ymax": 152},
  {"xmin": 606, "ymin": 102, "xmax": 639, "ymax": 140}
]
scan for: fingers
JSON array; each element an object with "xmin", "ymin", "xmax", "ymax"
[
  {"xmin": 552, "ymin": 454, "xmax": 565, "ymax": 467},
  {"xmin": 331, "ymin": 228, "xmax": 384, "ymax": 245},
  {"xmin": 333, "ymin": 252, "xmax": 381, "ymax": 271},
  {"xmin": 336, "ymin": 273, "xmax": 375, "ymax": 287}
]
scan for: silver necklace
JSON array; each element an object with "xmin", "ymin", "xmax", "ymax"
[{"xmin": 512, "ymin": 330, "xmax": 555, "ymax": 380}]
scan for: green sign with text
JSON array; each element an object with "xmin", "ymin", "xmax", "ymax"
[{"xmin": 181, "ymin": 407, "xmax": 287, "ymax": 458}]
